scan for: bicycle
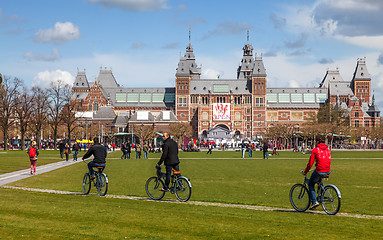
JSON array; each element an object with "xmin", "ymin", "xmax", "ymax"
[
  {"xmin": 145, "ymin": 166, "xmax": 192, "ymax": 202},
  {"xmin": 82, "ymin": 159, "xmax": 108, "ymax": 196},
  {"xmin": 289, "ymin": 169, "xmax": 341, "ymax": 215}
]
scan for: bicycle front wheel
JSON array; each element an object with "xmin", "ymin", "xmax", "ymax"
[
  {"xmin": 175, "ymin": 177, "xmax": 192, "ymax": 202},
  {"xmin": 289, "ymin": 184, "xmax": 310, "ymax": 212},
  {"xmin": 83, "ymin": 173, "xmax": 91, "ymax": 195},
  {"xmin": 321, "ymin": 185, "xmax": 341, "ymax": 215},
  {"xmin": 146, "ymin": 177, "xmax": 165, "ymax": 200},
  {"xmin": 96, "ymin": 173, "xmax": 108, "ymax": 196}
]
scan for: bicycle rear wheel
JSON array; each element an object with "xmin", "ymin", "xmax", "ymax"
[
  {"xmin": 174, "ymin": 177, "xmax": 192, "ymax": 202},
  {"xmin": 96, "ymin": 173, "xmax": 108, "ymax": 196},
  {"xmin": 83, "ymin": 173, "xmax": 91, "ymax": 195},
  {"xmin": 289, "ymin": 184, "xmax": 310, "ymax": 212},
  {"xmin": 321, "ymin": 185, "xmax": 341, "ymax": 215},
  {"xmin": 146, "ymin": 177, "xmax": 165, "ymax": 200}
]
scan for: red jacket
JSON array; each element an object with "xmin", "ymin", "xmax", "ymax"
[{"xmin": 304, "ymin": 143, "xmax": 331, "ymax": 174}]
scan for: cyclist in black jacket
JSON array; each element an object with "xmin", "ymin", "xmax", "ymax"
[
  {"xmin": 82, "ymin": 137, "xmax": 107, "ymax": 179},
  {"xmin": 157, "ymin": 132, "xmax": 180, "ymax": 191}
]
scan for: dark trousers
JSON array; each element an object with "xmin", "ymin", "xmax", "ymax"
[
  {"xmin": 165, "ymin": 163, "xmax": 180, "ymax": 189},
  {"xmin": 88, "ymin": 161, "xmax": 106, "ymax": 177}
]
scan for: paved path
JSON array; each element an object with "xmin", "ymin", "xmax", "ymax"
[{"xmin": 0, "ymin": 160, "xmax": 80, "ymax": 186}]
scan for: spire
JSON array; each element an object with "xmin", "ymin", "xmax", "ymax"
[
  {"xmin": 189, "ymin": 27, "xmax": 191, "ymax": 44},
  {"xmin": 247, "ymin": 29, "xmax": 249, "ymax": 44}
]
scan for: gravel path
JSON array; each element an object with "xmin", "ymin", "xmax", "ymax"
[{"xmin": 3, "ymin": 185, "xmax": 382, "ymax": 220}]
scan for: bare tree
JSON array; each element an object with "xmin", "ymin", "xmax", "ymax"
[
  {"xmin": 0, "ymin": 76, "xmax": 22, "ymax": 150},
  {"xmin": 61, "ymin": 87, "xmax": 79, "ymax": 144},
  {"xmin": 30, "ymin": 87, "xmax": 50, "ymax": 148},
  {"xmin": 47, "ymin": 80, "xmax": 70, "ymax": 150},
  {"xmin": 14, "ymin": 86, "xmax": 34, "ymax": 150},
  {"xmin": 132, "ymin": 124, "xmax": 156, "ymax": 147},
  {"xmin": 169, "ymin": 122, "xmax": 193, "ymax": 145}
]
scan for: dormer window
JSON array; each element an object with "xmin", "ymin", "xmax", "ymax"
[
  {"xmin": 82, "ymin": 83, "xmax": 84, "ymax": 86},
  {"xmin": 76, "ymin": 83, "xmax": 79, "ymax": 86}
]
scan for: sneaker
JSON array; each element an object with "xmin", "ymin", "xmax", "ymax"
[
  {"xmin": 309, "ymin": 201, "xmax": 320, "ymax": 210},
  {"xmin": 159, "ymin": 188, "xmax": 169, "ymax": 192}
]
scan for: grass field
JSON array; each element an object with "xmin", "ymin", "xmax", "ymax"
[{"xmin": 1, "ymin": 150, "xmax": 383, "ymax": 239}]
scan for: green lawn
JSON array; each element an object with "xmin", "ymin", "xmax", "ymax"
[{"xmin": 1, "ymin": 150, "xmax": 383, "ymax": 239}]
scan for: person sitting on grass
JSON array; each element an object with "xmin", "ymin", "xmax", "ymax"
[
  {"xmin": 301, "ymin": 137, "xmax": 331, "ymax": 210},
  {"xmin": 82, "ymin": 137, "xmax": 107, "ymax": 180}
]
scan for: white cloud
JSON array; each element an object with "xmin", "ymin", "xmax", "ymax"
[
  {"xmin": 202, "ymin": 68, "xmax": 223, "ymax": 79},
  {"xmin": 335, "ymin": 35, "xmax": 383, "ymax": 50},
  {"xmin": 33, "ymin": 22, "xmax": 80, "ymax": 44},
  {"xmin": 87, "ymin": 0, "xmax": 169, "ymax": 11},
  {"xmin": 24, "ymin": 48, "xmax": 60, "ymax": 61},
  {"xmin": 33, "ymin": 70, "xmax": 74, "ymax": 88}
]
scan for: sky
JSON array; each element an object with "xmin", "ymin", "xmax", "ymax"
[{"xmin": 1, "ymin": 0, "xmax": 383, "ymax": 107}]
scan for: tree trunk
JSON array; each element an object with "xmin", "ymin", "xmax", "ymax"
[
  {"xmin": 3, "ymin": 127, "xmax": 8, "ymax": 151},
  {"xmin": 20, "ymin": 131, "xmax": 25, "ymax": 151}
]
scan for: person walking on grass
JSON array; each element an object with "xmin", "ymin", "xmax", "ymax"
[
  {"xmin": 301, "ymin": 137, "xmax": 331, "ymax": 210},
  {"xmin": 143, "ymin": 142, "xmax": 149, "ymax": 159},
  {"xmin": 136, "ymin": 143, "xmax": 142, "ymax": 159},
  {"xmin": 59, "ymin": 140, "xmax": 65, "ymax": 159},
  {"xmin": 241, "ymin": 141, "xmax": 246, "ymax": 158},
  {"xmin": 27, "ymin": 141, "xmax": 39, "ymax": 175},
  {"xmin": 121, "ymin": 142, "xmax": 127, "ymax": 159},
  {"xmin": 207, "ymin": 143, "xmax": 213, "ymax": 154},
  {"xmin": 64, "ymin": 142, "xmax": 70, "ymax": 161},
  {"xmin": 262, "ymin": 140, "xmax": 269, "ymax": 159},
  {"xmin": 72, "ymin": 141, "xmax": 80, "ymax": 161},
  {"xmin": 157, "ymin": 132, "xmax": 180, "ymax": 192}
]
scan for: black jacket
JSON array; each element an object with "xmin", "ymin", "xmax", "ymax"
[
  {"xmin": 126, "ymin": 143, "xmax": 131, "ymax": 153},
  {"xmin": 158, "ymin": 138, "xmax": 179, "ymax": 166},
  {"xmin": 72, "ymin": 144, "xmax": 80, "ymax": 152},
  {"xmin": 83, "ymin": 143, "xmax": 107, "ymax": 164}
]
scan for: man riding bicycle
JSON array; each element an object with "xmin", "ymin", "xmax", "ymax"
[
  {"xmin": 156, "ymin": 132, "xmax": 180, "ymax": 192},
  {"xmin": 82, "ymin": 137, "xmax": 107, "ymax": 179},
  {"xmin": 302, "ymin": 137, "xmax": 331, "ymax": 209}
]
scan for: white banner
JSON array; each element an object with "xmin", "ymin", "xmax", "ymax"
[{"xmin": 213, "ymin": 103, "xmax": 230, "ymax": 121}]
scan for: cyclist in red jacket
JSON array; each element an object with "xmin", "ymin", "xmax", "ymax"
[{"xmin": 302, "ymin": 138, "xmax": 331, "ymax": 209}]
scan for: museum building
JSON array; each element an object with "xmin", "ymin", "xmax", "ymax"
[{"xmin": 71, "ymin": 32, "xmax": 380, "ymax": 141}]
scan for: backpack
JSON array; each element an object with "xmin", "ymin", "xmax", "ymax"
[{"xmin": 29, "ymin": 147, "xmax": 36, "ymax": 158}]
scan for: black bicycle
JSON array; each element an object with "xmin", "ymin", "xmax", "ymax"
[
  {"xmin": 289, "ymin": 170, "xmax": 341, "ymax": 215},
  {"xmin": 145, "ymin": 166, "xmax": 192, "ymax": 202},
  {"xmin": 82, "ymin": 159, "xmax": 108, "ymax": 196}
]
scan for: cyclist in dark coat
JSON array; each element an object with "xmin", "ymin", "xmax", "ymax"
[
  {"xmin": 157, "ymin": 132, "xmax": 180, "ymax": 191},
  {"xmin": 82, "ymin": 137, "xmax": 107, "ymax": 179}
]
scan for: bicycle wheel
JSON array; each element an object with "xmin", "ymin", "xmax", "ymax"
[
  {"xmin": 145, "ymin": 177, "xmax": 165, "ymax": 200},
  {"xmin": 174, "ymin": 177, "xmax": 192, "ymax": 202},
  {"xmin": 83, "ymin": 173, "xmax": 91, "ymax": 195},
  {"xmin": 289, "ymin": 184, "xmax": 310, "ymax": 212},
  {"xmin": 321, "ymin": 185, "xmax": 341, "ymax": 215},
  {"xmin": 96, "ymin": 173, "xmax": 108, "ymax": 196}
]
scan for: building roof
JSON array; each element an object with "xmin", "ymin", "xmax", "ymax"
[
  {"xmin": 101, "ymin": 87, "xmax": 175, "ymax": 108},
  {"xmin": 93, "ymin": 106, "xmax": 116, "ymax": 120},
  {"xmin": 329, "ymin": 81, "xmax": 354, "ymax": 96},
  {"xmin": 72, "ymin": 71, "xmax": 90, "ymax": 90},
  {"xmin": 96, "ymin": 69, "xmax": 119, "ymax": 88},
  {"xmin": 176, "ymin": 33, "xmax": 201, "ymax": 78},
  {"xmin": 352, "ymin": 58, "xmax": 370, "ymax": 80},
  {"xmin": 190, "ymin": 79, "xmax": 252, "ymax": 95},
  {"xmin": 71, "ymin": 91, "xmax": 88, "ymax": 100},
  {"xmin": 320, "ymin": 69, "xmax": 344, "ymax": 88},
  {"xmin": 113, "ymin": 114, "xmax": 129, "ymax": 127},
  {"xmin": 266, "ymin": 88, "xmax": 326, "ymax": 109}
]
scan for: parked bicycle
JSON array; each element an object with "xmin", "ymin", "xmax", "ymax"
[
  {"xmin": 289, "ymin": 169, "xmax": 341, "ymax": 215},
  {"xmin": 82, "ymin": 159, "xmax": 108, "ymax": 196},
  {"xmin": 145, "ymin": 165, "xmax": 192, "ymax": 202}
]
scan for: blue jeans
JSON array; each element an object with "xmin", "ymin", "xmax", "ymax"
[
  {"xmin": 73, "ymin": 151, "xmax": 78, "ymax": 161},
  {"xmin": 165, "ymin": 163, "xmax": 180, "ymax": 189},
  {"xmin": 263, "ymin": 151, "xmax": 268, "ymax": 159},
  {"xmin": 88, "ymin": 161, "xmax": 106, "ymax": 177},
  {"xmin": 136, "ymin": 151, "xmax": 141, "ymax": 159},
  {"xmin": 249, "ymin": 149, "xmax": 252, "ymax": 157},
  {"xmin": 144, "ymin": 151, "xmax": 148, "ymax": 159},
  {"xmin": 308, "ymin": 171, "xmax": 331, "ymax": 203}
]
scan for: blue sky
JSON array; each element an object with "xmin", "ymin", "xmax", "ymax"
[{"xmin": 1, "ymin": 0, "xmax": 383, "ymax": 107}]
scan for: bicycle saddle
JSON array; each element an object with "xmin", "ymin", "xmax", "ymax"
[{"xmin": 172, "ymin": 169, "xmax": 181, "ymax": 175}]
